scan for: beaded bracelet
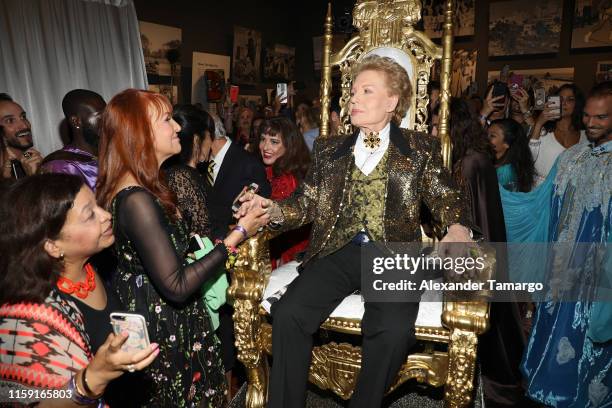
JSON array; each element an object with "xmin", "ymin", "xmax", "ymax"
[
  {"xmin": 215, "ymin": 239, "xmax": 238, "ymax": 269},
  {"xmin": 233, "ymin": 225, "xmax": 248, "ymax": 240},
  {"xmin": 69, "ymin": 374, "xmax": 103, "ymax": 406}
]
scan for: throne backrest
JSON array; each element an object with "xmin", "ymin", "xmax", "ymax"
[{"xmin": 320, "ymin": 0, "xmax": 443, "ymax": 137}]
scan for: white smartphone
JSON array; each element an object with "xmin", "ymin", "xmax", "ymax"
[
  {"xmin": 547, "ymin": 95, "xmax": 561, "ymax": 119},
  {"xmin": 110, "ymin": 312, "xmax": 150, "ymax": 353},
  {"xmin": 533, "ymin": 87, "xmax": 546, "ymax": 111},
  {"xmin": 276, "ymin": 83, "xmax": 288, "ymax": 104}
]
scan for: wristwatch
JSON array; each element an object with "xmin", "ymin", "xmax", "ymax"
[{"xmin": 479, "ymin": 113, "xmax": 490, "ymax": 127}]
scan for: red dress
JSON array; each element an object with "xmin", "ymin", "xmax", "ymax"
[{"xmin": 266, "ymin": 167, "xmax": 310, "ymax": 268}]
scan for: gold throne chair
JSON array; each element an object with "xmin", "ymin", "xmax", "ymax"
[{"xmin": 229, "ymin": 1, "xmax": 491, "ymax": 407}]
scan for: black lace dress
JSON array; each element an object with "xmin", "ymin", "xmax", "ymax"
[
  {"xmin": 166, "ymin": 165, "xmax": 211, "ymax": 238},
  {"xmin": 110, "ymin": 187, "xmax": 227, "ymax": 407}
]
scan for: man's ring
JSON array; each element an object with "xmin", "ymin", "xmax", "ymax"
[
  {"xmin": 23, "ymin": 152, "xmax": 32, "ymax": 159},
  {"xmin": 127, "ymin": 364, "xmax": 135, "ymax": 372}
]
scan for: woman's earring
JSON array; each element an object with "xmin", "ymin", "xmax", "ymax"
[{"xmin": 59, "ymin": 252, "xmax": 65, "ymax": 262}]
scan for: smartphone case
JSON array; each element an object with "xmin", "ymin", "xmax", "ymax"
[{"xmin": 110, "ymin": 313, "xmax": 150, "ymax": 353}]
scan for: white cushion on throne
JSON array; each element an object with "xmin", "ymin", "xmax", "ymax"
[{"xmin": 261, "ymin": 261, "xmax": 444, "ymax": 328}]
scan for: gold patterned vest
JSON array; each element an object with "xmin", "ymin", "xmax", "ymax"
[{"xmin": 324, "ymin": 150, "xmax": 389, "ymax": 254}]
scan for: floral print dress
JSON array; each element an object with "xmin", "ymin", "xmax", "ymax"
[{"xmin": 110, "ymin": 187, "xmax": 227, "ymax": 407}]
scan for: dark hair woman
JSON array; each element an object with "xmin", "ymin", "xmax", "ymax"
[
  {"xmin": 258, "ymin": 116, "xmax": 311, "ymax": 267},
  {"xmin": 0, "ymin": 174, "xmax": 158, "ymax": 407},
  {"xmin": 449, "ymin": 99, "xmax": 530, "ymax": 408},
  {"xmin": 96, "ymin": 89, "xmax": 268, "ymax": 407},
  {"xmin": 164, "ymin": 104, "xmax": 216, "ymax": 238},
  {"xmin": 530, "ymin": 83, "xmax": 586, "ymax": 185},
  {"xmin": 488, "ymin": 118, "xmax": 536, "ymax": 192},
  {"xmin": 450, "ymin": 97, "xmax": 502, "ymax": 240}
]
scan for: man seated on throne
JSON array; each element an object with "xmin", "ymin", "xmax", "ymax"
[{"xmin": 237, "ymin": 55, "xmax": 474, "ymax": 407}]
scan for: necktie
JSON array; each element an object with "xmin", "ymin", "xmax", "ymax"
[
  {"xmin": 207, "ymin": 160, "xmax": 215, "ymax": 186},
  {"xmin": 363, "ymin": 131, "xmax": 381, "ymax": 149}
]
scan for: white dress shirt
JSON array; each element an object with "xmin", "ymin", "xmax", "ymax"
[
  {"xmin": 353, "ymin": 123, "xmax": 391, "ymax": 176},
  {"xmin": 210, "ymin": 137, "xmax": 232, "ymax": 182}
]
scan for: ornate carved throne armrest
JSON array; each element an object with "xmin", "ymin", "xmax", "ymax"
[
  {"xmin": 440, "ymin": 244, "xmax": 494, "ymax": 408},
  {"xmin": 228, "ymin": 233, "xmax": 272, "ymax": 408}
]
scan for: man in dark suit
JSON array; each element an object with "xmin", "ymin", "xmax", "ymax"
[
  {"xmin": 202, "ymin": 114, "xmax": 270, "ymax": 239},
  {"xmin": 199, "ymin": 113, "xmax": 270, "ymax": 401},
  {"xmin": 238, "ymin": 55, "xmax": 475, "ymax": 408}
]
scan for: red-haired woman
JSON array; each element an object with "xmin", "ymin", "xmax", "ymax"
[
  {"xmin": 96, "ymin": 89, "xmax": 268, "ymax": 407},
  {"xmin": 258, "ymin": 117, "xmax": 311, "ymax": 267}
]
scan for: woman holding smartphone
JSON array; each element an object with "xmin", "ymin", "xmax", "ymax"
[
  {"xmin": 96, "ymin": 89, "xmax": 268, "ymax": 407},
  {"xmin": 529, "ymin": 84, "xmax": 586, "ymax": 186},
  {"xmin": 0, "ymin": 174, "xmax": 158, "ymax": 407}
]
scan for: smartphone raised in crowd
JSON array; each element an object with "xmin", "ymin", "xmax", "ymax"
[
  {"xmin": 547, "ymin": 95, "xmax": 561, "ymax": 119},
  {"xmin": 533, "ymin": 87, "xmax": 546, "ymax": 111},
  {"xmin": 491, "ymin": 81, "xmax": 508, "ymax": 99},
  {"xmin": 276, "ymin": 83, "xmax": 288, "ymax": 104}
]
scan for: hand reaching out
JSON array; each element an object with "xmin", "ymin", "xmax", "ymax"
[
  {"xmin": 234, "ymin": 192, "xmax": 272, "ymax": 219},
  {"xmin": 83, "ymin": 333, "xmax": 159, "ymax": 396}
]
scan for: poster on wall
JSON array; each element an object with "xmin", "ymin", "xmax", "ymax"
[
  {"xmin": 572, "ymin": 0, "xmax": 612, "ymax": 49},
  {"xmin": 238, "ymin": 95, "xmax": 263, "ymax": 111},
  {"xmin": 139, "ymin": 21, "xmax": 181, "ymax": 103},
  {"xmin": 488, "ymin": 0, "xmax": 562, "ymax": 57},
  {"xmin": 232, "ymin": 26, "xmax": 261, "ymax": 85},
  {"xmin": 139, "ymin": 21, "xmax": 181, "ymax": 76},
  {"xmin": 191, "ymin": 52, "xmax": 231, "ymax": 106},
  {"xmin": 421, "ymin": 0, "xmax": 475, "ymax": 38},
  {"xmin": 487, "ymin": 67, "xmax": 574, "ymax": 94},
  {"xmin": 431, "ymin": 50, "xmax": 478, "ymax": 97},
  {"xmin": 596, "ymin": 61, "xmax": 612, "ymax": 82},
  {"xmin": 148, "ymin": 85, "xmax": 178, "ymax": 105},
  {"xmin": 264, "ymin": 44, "xmax": 295, "ymax": 81}
]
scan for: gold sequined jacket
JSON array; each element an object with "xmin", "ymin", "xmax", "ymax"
[{"xmin": 275, "ymin": 122, "xmax": 473, "ymax": 266}]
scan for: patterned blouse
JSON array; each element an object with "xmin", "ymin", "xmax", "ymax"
[{"xmin": 0, "ymin": 291, "xmax": 91, "ymax": 405}]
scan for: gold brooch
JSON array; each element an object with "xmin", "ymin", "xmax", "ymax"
[{"xmin": 363, "ymin": 132, "xmax": 381, "ymax": 149}]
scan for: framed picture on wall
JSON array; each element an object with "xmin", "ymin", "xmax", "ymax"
[
  {"xmin": 572, "ymin": 0, "xmax": 612, "ymax": 49},
  {"xmin": 232, "ymin": 26, "xmax": 262, "ymax": 85},
  {"xmin": 191, "ymin": 52, "xmax": 231, "ymax": 106},
  {"xmin": 263, "ymin": 44, "xmax": 295, "ymax": 81},
  {"xmin": 430, "ymin": 49, "xmax": 478, "ymax": 97},
  {"xmin": 421, "ymin": 0, "xmax": 475, "ymax": 38},
  {"xmin": 488, "ymin": 0, "xmax": 562, "ymax": 57},
  {"xmin": 487, "ymin": 67, "xmax": 574, "ymax": 94},
  {"xmin": 148, "ymin": 84, "xmax": 178, "ymax": 105},
  {"xmin": 596, "ymin": 61, "xmax": 612, "ymax": 82}
]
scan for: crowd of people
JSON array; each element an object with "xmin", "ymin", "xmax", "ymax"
[{"xmin": 0, "ymin": 54, "xmax": 610, "ymax": 408}]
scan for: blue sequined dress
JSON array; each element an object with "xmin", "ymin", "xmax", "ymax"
[{"xmin": 500, "ymin": 141, "xmax": 612, "ymax": 407}]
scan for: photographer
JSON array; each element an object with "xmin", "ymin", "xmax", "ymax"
[
  {"xmin": 479, "ymin": 81, "xmax": 510, "ymax": 128},
  {"xmin": 529, "ymin": 84, "xmax": 586, "ymax": 186}
]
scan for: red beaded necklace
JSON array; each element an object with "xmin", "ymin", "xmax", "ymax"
[{"xmin": 56, "ymin": 264, "xmax": 97, "ymax": 299}]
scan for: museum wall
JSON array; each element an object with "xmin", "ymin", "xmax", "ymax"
[{"xmin": 134, "ymin": 0, "xmax": 612, "ymax": 105}]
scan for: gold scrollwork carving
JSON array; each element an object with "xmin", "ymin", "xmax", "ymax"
[
  {"xmin": 309, "ymin": 342, "xmax": 362, "ymax": 400},
  {"xmin": 445, "ymin": 329, "xmax": 478, "ymax": 408}
]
